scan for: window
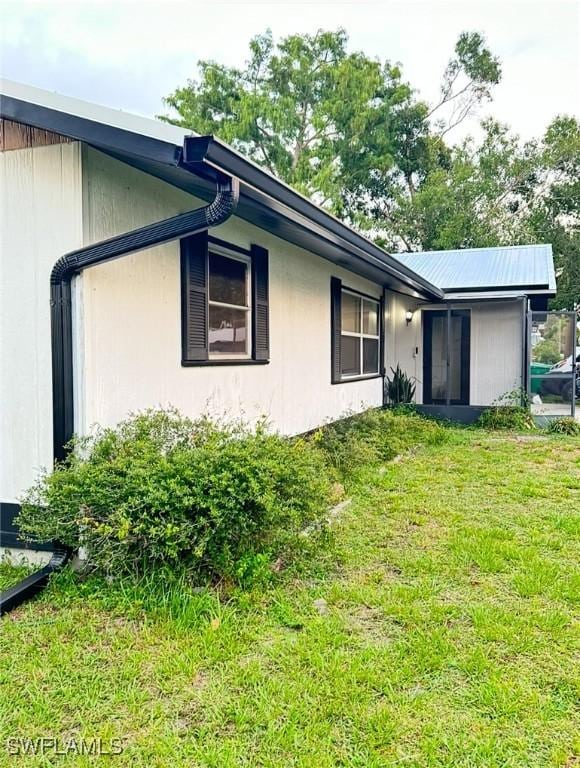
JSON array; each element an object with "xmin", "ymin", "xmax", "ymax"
[
  {"xmin": 331, "ymin": 277, "xmax": 382, "ymax": 382},
  {"xmin": 208, "ymin": 250, "xmax": 251, "ymax": 357},
  {"xmin": 181, "ymin": 233, "xmax": 269, "ymax": 365}
]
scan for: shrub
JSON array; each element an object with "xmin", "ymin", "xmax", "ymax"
[
  {"xmin": 385, "ymin": 365, "xmax": 416, "ymax": 405},
  {"xmin": 545, "ymin": 417, "xmax": 580, "ymax": 436},
  {"xmin": 477, "ymin": 388, "xmax": 535, "ymax": 431},
  {"xmin": 17, "ymin": 410, "xmax": 332, "ymax": 581},
  {"xmin": 313, "ymin": 408, "xmax": 448, "ymax": 480},
  {"xmin": 477, "ymin": 406, "xmax": 535, "ymax": 431}
]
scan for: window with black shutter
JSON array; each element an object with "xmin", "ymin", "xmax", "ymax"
[
  {"xmin": 181, "ymin": 234, "xmax": 269, "ymax": 365},
  {"xmin": 331, "ymin": 277, "xmax": 383, "ymax": 383}
]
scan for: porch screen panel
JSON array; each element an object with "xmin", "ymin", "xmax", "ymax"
[
  {"xmin": 529, "ymin": 311, "xmax": 576, "ymax": 417},
  {"xmin": 431, "ymin": 315, "xmax": 447, "ymax": 402},
  {"xmin": 448, "ymin": 315, "xmax": 462, "ymax": 402}
]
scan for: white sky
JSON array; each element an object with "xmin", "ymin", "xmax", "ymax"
[{"xmin": 1, "ymin": 0, "xmax": 579, "ymax": 144}]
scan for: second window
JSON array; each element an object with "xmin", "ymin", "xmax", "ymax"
[{"xmin": 340, "ymin": 289, "xmax": 380, "ymax": 378}]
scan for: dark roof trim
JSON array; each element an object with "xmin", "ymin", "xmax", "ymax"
[
  {"xmin": 0, "ymin": 91, "xmax": 443, "ymax": 300},
  {"xmin": 444, "ymin": 283, "xmax": 553, "ymax": 294},
  {"xmin": 183, "ymin": 136, "xmax": 443, "ymax": 299},
  {"xmin": 0, "ymin": 93, "xmax": 182, "ymax": 166}
]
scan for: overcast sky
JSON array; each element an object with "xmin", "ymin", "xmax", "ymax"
[{"xmin": 1, "ymin": 0, "xmax": 578, "ymax": 144}]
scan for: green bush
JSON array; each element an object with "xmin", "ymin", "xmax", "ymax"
[
  {"xmin": 477, "ymin": 388, "xmax": 535, "ymax": 431},
  {"xmin": 313, "ymin": 408, "xmax": 448, "ymax": 480},
  {"xmin": 545, "ymin": 417, "xmax": 580, "ymax": 436},
  {"xmin": 477, "ymin": 406, "xmax": 535, "ymax": 431},
  {"xmin": 18, "ymin": 410, "xmax": 331, "ymax": 581}
]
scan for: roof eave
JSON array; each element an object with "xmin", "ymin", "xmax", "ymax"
[
  {"xmin": 183, "ymin": 136, "xmax": 443, "ymax": 300},
  {"xmin": 0, "ymin": 89, "xmax": 443, "ymax": 300},
  {"xmin": 0, "ymin": 92, "xmax": 182, "ymax": 167}
]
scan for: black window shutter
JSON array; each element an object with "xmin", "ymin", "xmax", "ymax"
[
  {"xmin": 331, "ymin": 276, "xmax": 342, "ymax": 383},
  {"xmin": 251, "ymin": 244, "xmax": 269, "ymax": 361},
  {"xmin": 181, "ymin": 232, "xmax": 209, "ymax": 362}
]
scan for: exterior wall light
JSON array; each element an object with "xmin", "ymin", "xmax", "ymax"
[{"xmin": 405, "ymin": 310, "xmax": 414, "ymax": 325}]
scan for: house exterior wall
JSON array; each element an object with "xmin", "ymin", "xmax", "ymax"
[
  {"xmin": 0, "ymin": 142, "xmax": 83, "ymax": 502},
  {"xmin": 0, "ymin": 139, "xmax": 527, "ymax": 508},
  {"xmin": 385, "ymin": 290, "xmax": 524, "ymax": 406},
  {"xmin": 78, "ymin": 148, "xmax": 384, "ymax": 438},
  {"xmin": 384, "ymin": 292, "xmax": 424, "ymax": 403},
  {"xmin": 469, "ymin": 301, "xmax": 524, "ymax": 404}
]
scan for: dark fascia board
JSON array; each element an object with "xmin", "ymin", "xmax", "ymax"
[
  {"xmin": 183, "ymin": 136, "xmax": 444, "ymax": 300},
  {"xmin": 0, "ymin": 93, "xmax": 182, "ymax": 167},
  {"xmin": 0, "ymin": 94, "xmax": 443, "ymax": 300},
  {"xmin": 100, "ymin": 148, "xmax": 431, "ymax": 295}
]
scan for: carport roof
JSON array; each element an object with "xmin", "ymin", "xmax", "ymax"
[{"xmin": 397, "ymin": 244, "xmax": 556, "ymax": 295}]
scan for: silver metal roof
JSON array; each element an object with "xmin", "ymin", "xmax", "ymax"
[{"xmin": 397, "ymin": 244, "xmax": 556, "ymax": 294}]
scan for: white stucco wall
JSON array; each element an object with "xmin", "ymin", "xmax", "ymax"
[
  {"xmin": 0, "ymin": 139, "xmax": 526, "ymax": 509},
  {"xmin": 384, "ymin": 292, "xmax": 424, "ymax": 402},
  {"xmin": 470, "ymin": 300, "xmax": 524, "ymax": 405},
  {"xmin": 78, "ymin": 148, "xmax": 384, "ymax": 437},
  {"xmin": 385, "ymin": 289, "xmax": 524, "ymax": 406},
  {"xmin": 0, "ymin": 143, "xmax": 83, "ymax": 501}
]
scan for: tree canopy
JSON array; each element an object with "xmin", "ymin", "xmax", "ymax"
[{"xmin": 163, "ymin": 28, "xmax": 579, "ymax": 309}]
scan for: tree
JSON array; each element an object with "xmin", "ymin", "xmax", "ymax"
[
  {"xmin": 162, "ymin": 29, "xmax": 406, "ymax": 208},
  {"xmin": 163, "ymin": 29, "xmax": 578, "ymax": 308},
  {"xmin": 527, "ymin": 117, "xmax": 580, "ymax": 309},
  {"xmin": 428, "ymin": 31, "xmax": 502, "ymax": 137},
  {"xmin": 340, "ymin": 32, "xmax": 502, "ymax": 236},
  {"xmin": 375, "ymin": 116, "xmax": 580, "ymax": 309}
]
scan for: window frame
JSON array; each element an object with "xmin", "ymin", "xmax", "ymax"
[
  {"xmin": 207, "ymin": 244, "xmax": 252, "ymax": 360},
  {"xmin": 180, "ymin": 234, "xmax": 270, "ymax": 367},
  {"xmin": 340, "ymin": 288, "xmax": 381, "ymax": 380},
  {"xmin": 331, "ymin": 277, "xmax": 383, "ymax": 385}
]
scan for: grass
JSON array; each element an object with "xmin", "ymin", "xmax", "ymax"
[{"xmin": 1, "ymin": 427, "xmax": 579, "ymax": 767}]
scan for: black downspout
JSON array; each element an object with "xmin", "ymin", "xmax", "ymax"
[
  {"xmin": 51, "ymin": 171, "xmax": 239, "ymax": 463},
  {"xmin": 0, "ymin": 171, "xmax": 239, "ymax": 616}
]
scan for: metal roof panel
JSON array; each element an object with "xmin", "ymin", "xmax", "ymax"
[{"xmin": 397, "ymin": 244, "xmax": 556, "ymax": 293}]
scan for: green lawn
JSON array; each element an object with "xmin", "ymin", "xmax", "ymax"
[{"xmin": 1, "ymin": 428, "xmax": 579, "ymax": 767}]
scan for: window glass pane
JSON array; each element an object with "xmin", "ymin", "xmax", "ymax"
[
  {"xmin": 209, "ymin": 252, "xmax": 247, "ymax": 306},
  {"xmin": 341, "ymin": 335, "xmax": 360, "ymax": 376},
  {"xmin": 530, "ymin": 312, "xmax": 574, "ymax": 367},
  {"xmin": 431, "ymin": 316, "xmax": 447, "ymax": 401},
  {"xmin": 209, "ymin": 305, "xmax": 248, "ymax": 355},
  {"xmin": 363, "ymin": 300, "xmax": 379, "ymax": 335},
  {"xmin": 530, "ymin": 379, "xmax": 574, "ymax": 417},
  {"xmin": 363, "ymin": 338, "xmax": 379, "ymax": 374},
  {"xmin": 341, "ymin": 292, "xmax": 361, "ymax": 333}
]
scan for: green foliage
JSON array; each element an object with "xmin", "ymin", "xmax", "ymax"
[
  {"xmin": 17, "ymin": 410, "xmax": 331, "ymax": 582},
  {"xmin": 162, "ymin": 28, "xmax": 403, "ymax": 209},
  {"xmin": 545, "ymin": 417, "xmax": 580, "ymax": 436},
  {"xmin": 477, "ymin": 388, "xmax": 535, "ymax": 431},
  {"xmin": 386, "ymin": 116, "xmax": 580, "ymax": 309},
  {"xmin": 533, "ymin": 338, "xmax": 561, "ymax": 365},
  {"xmin": 3, "ymin": 431, "xmax": 579, "ymax": 766},
  {"xmin": 478, "ymin": 406, "xmax": 535, "ymax": 431},
  {"xmin": 385, "ymin": 364, "xmax": 416, "ymax": 405},
  {"xmin": 163, "ymin": 26, "xmax": 578, "ymax": 308},
  {"xmin": 313, "ymin": 408, "xmax": 448, "ymax": 480}
]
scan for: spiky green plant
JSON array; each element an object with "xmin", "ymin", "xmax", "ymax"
[{"xmin": 386, "ymin": 364, "xmax": 416, "ymax": 405}]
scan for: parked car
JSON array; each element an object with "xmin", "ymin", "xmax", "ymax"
[{"xmin": 540, "ymin": 347, "xmax": 580, "ymax": 400}]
